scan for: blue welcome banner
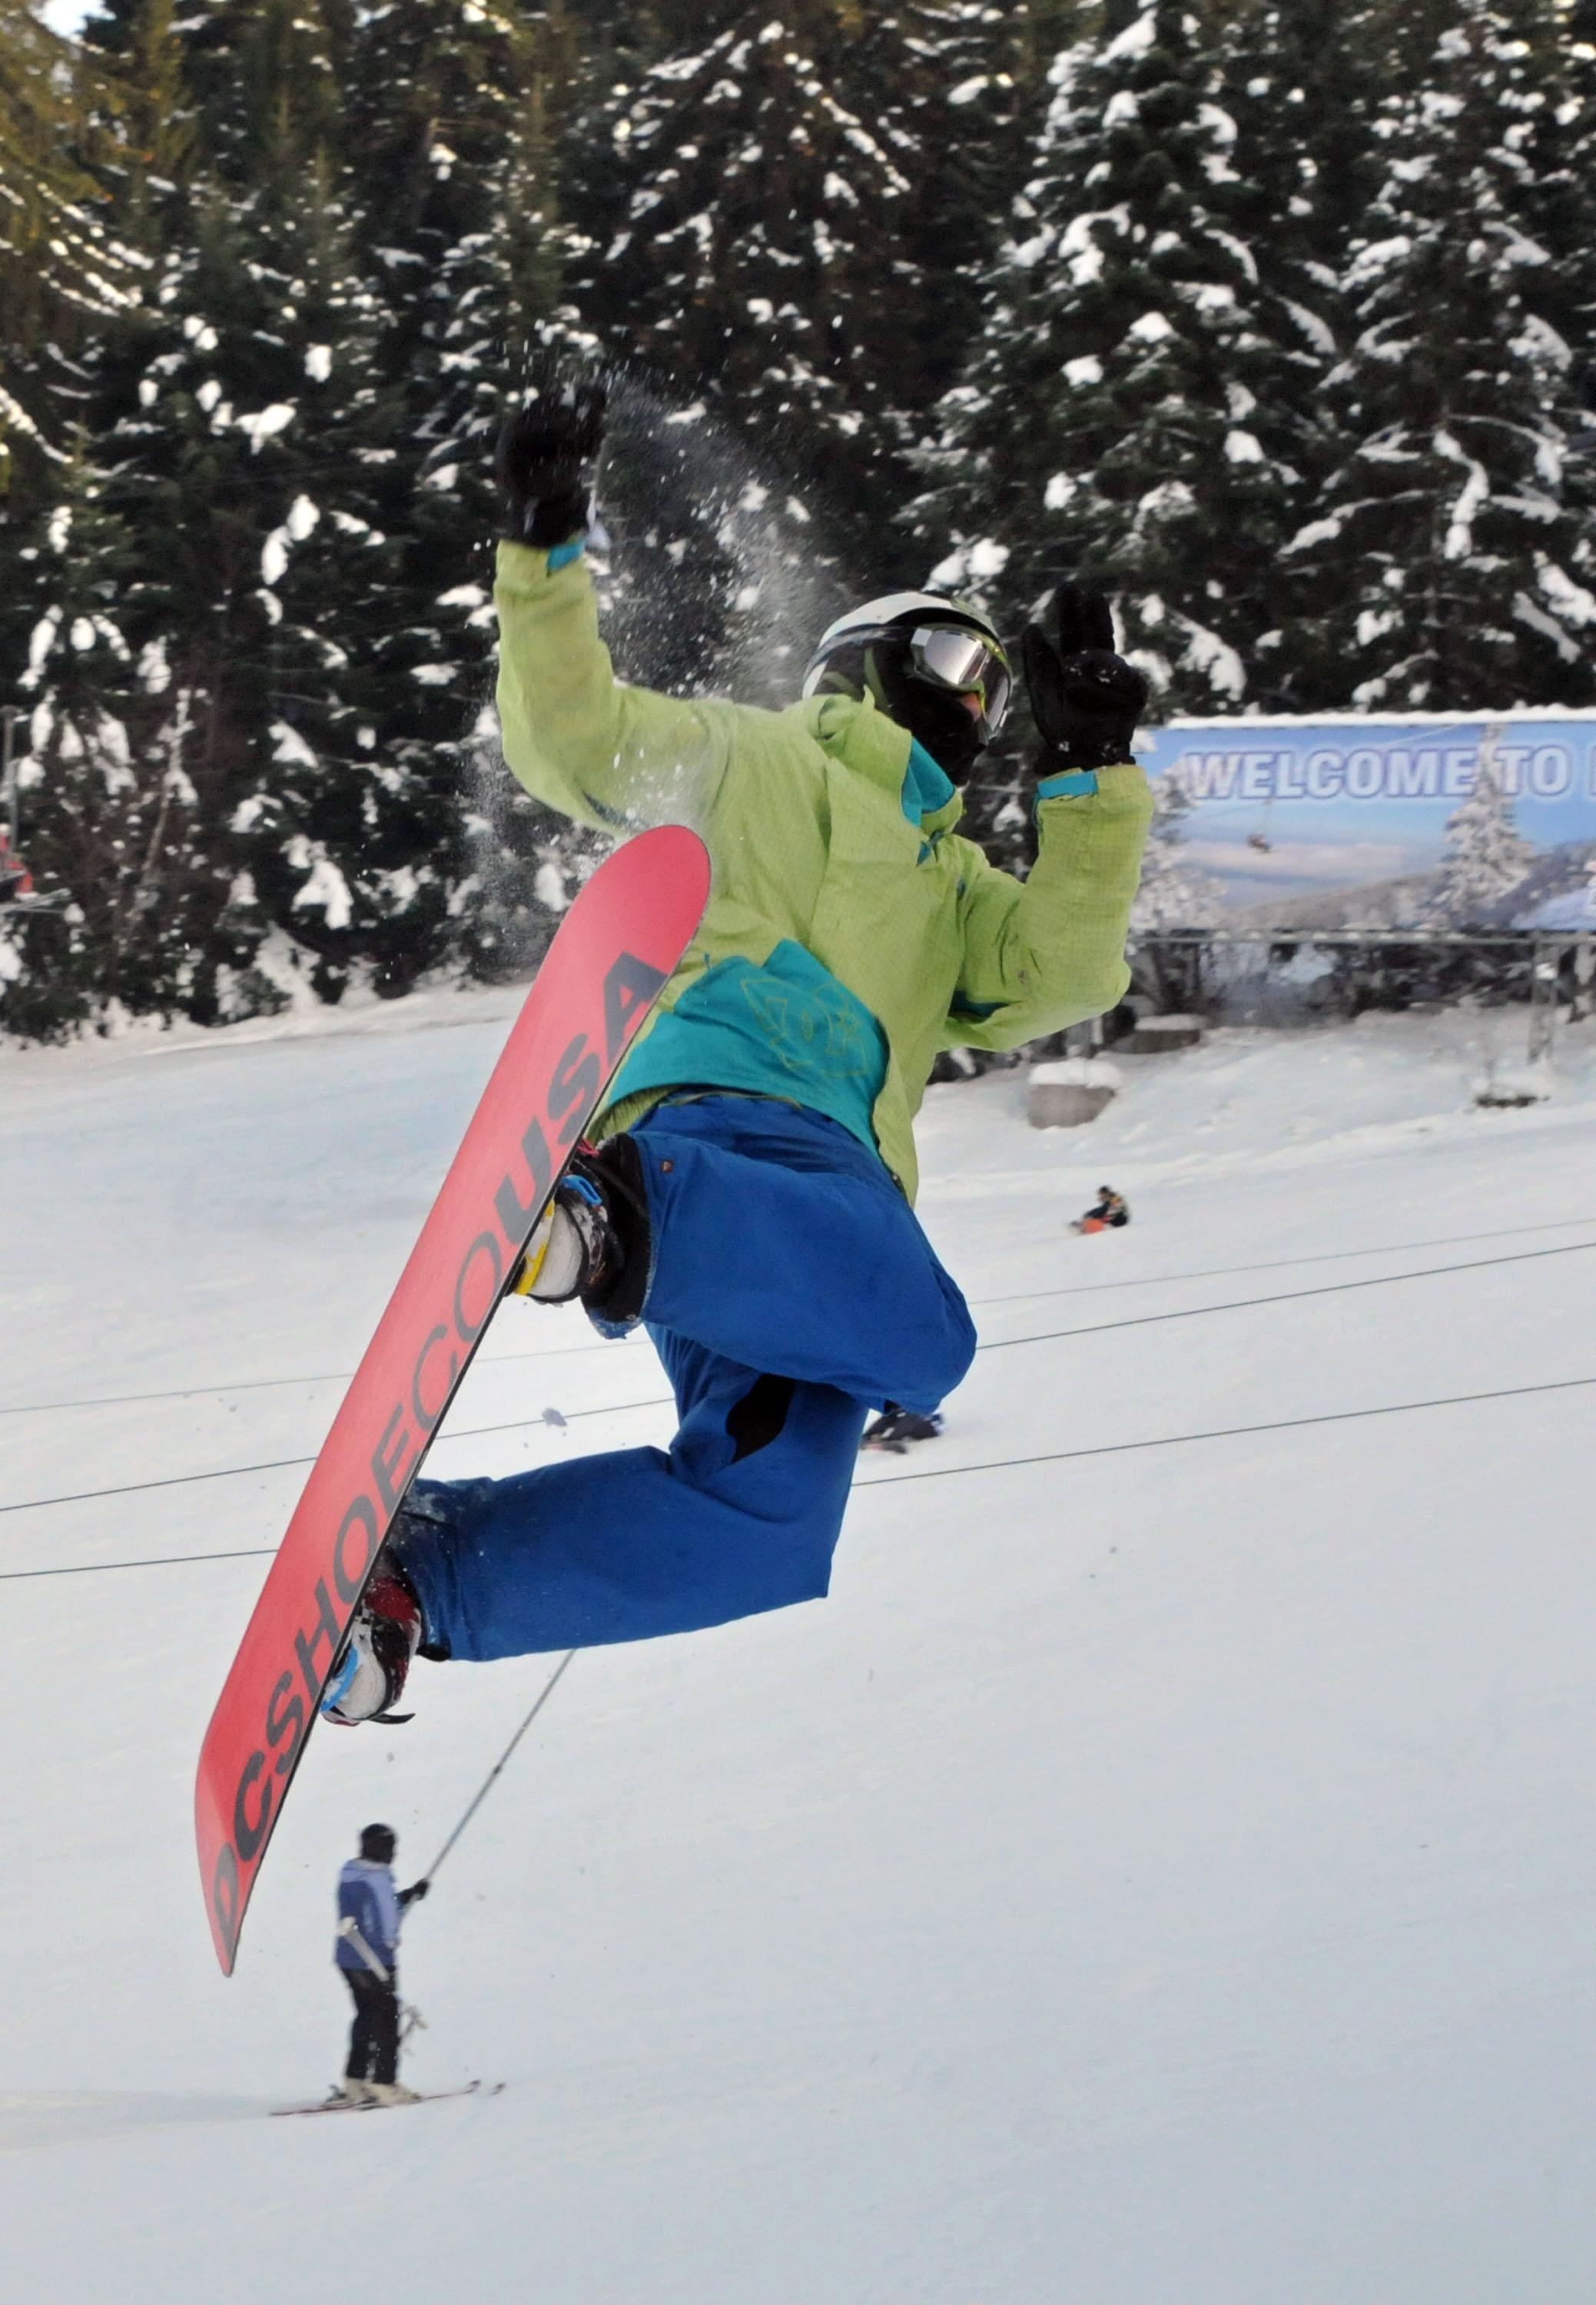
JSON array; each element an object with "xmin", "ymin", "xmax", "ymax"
[{"xmin": 1141, "ymin": 713, "xmax": 1596, "ymax": 929}]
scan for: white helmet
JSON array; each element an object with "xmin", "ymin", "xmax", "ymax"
[{"xmin": 802, "ymin": 590, "xmax": 1014, "ymax": 769}]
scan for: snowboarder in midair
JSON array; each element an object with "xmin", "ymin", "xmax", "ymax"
[
  {"xmin": 320, "ymin": 383, "xmax": 1153, "ymax": 1728},
  {"xmin": 330, "ymin": 1823, "xmax": 430, "ymax": 2105}
]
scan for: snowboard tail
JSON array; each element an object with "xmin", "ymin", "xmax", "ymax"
[{"xmin": 195, "ymin": 827, "xmax": 710, "ymax": 1973}]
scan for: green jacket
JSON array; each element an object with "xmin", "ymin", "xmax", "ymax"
[{"xmin": 496, "ymin": 542, "xmax": 1153, "ymax": 1202}]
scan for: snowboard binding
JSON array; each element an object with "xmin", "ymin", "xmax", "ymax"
[{"xmin": 321, "ymin": 1570, "xmax": 423, "ymax": 1726}]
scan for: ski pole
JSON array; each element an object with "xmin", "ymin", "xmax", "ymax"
[
  {"xmin": 423, "ymin": 1649, "xmax": 576, "ymax": 1882},
  {"xmin": 337, "ymin": 1915, "xmax": 390, "ymax": 1982}
]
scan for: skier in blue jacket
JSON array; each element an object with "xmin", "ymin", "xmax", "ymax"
[{"xmin": 330, "ymin": 1823, "xmax": 430, "ymax": 2106}]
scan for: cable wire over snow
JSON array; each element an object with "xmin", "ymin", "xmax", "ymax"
[
  {"xmin": 7, "ymin": 1214, "xmax": 1595, "ymax": 1420},
  {"xmin": 4, "ymin": 1236, "xmax": 1595, "ymax": 1520},
  {"xmin": 5, "ymin": 1368, "xmax": 1595, "ymax": 1583}
]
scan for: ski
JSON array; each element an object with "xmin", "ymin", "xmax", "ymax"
[
  {"xmin": 273, "ymin": 2080, "xmax": 505, "ymax": 2118},
  {"xmin": 196, "ymin": 825, "xmax": 711, "ymax": 1972}
]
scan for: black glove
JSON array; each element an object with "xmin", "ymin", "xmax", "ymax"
[
  {"xmin": 1021, "ymin": 584, "xmax": 1149, "ymax": 773},
  {"xmin": 400, "ymin": 1879, "xmax": 430, "ymax": 1906},
  {"xmin": 496, "ymin": 382, "xmax": 607, "ymax": 549}
]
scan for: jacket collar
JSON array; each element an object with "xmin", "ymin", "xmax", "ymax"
[{"xmin": 789, "ymin": 692, "xmax": 965, "ymax": 841}]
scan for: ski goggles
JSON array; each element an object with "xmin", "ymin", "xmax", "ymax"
[{"xmin": 905, "ymin": 623, "xmax": 1014, "ymax": 741}]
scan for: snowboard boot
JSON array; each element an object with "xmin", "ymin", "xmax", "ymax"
[
  {"xmin": 365, "ymin": 2081, "xmax": 420, "ymax": 2107},
  {"xmin": 320, "ymin": 1567, "xmax": 424, "ymax": 1727},
  {"xmin": 508, "ymin": 1136, "xmax": 652, "ymax": 1323},
  {"xmin": 860, "ymin": 1405, "xmax": 944, "ymax": 1454}
]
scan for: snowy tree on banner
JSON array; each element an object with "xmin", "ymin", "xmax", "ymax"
[
  {"xmin": 1424, "ymin": 756, "xmax": 1535, "ymax": 925},
  {"xmin": 1281, "ymin": 0, "xmax": 1596, "ymax": 711},
  {"xmin": 915, "ymin": 0, "xmax": 1292, "ymax": 716},
  {"xmin": 1123, "ymin": 764, "xmax": 1229, "ymax": 1010},
  {"xmin": 1130, "ymin": 767, "xmax": 1227, "ymax": 932}
]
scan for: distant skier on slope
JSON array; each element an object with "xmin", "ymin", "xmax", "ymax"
[
  {"xmin": 1073, "ymin": 1186, "xmax": 1130, "ymax": 1234},
  {"xmin": 320, "ymin": 382, "xmax": 1153, "ymax": 1729},
  {"xmin": 330, "ymin": 1824, "xmax": 430, "ymax": 2105}
]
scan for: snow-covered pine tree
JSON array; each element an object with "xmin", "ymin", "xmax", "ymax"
[
  {"xmin": 1, "ymin": 454, "xmax": 259, "ymax": 1038},
  {"xmin": 1209, "ymin": 0, "xmax": 1392, "ymax": 708},
  {"xmin": 332, "ymin": 0, "xmax": 592, "ymax": 979},
  {"xmin": 1, "ymin": 0, "xmax": 261, "ymax": 1040},
  {"xmin": 568, "ymin": 2, "xmax": 934, "ymax": 568},
  {"xmin": 0, "ymin": 3, "xmax": 137, "ymax": 489},
  {"xmin": 1516, "ymin": 0, "xmax": 1596, "ymax": 613},
  {"xmin": 409, "ymin": 88, "xmax": 590, "ymax": 981},
  {"xmin": 225, "ymin": 162, "xmax": 463, "ymax": 1003},
  {"xmin": 916, "ymin": 0, "xmax": 1295, "ymax": 724},
  {"xmin": 334, "ymin": 0, "xmax": 548, "ymax": 397},
  {"xmin": 83, "ymin": 0, "xmax": 197, "ymax": 239},
  {"xmin": 1281, "ymin": 0, "xmax": 1596, "ymax": 711},
  {"xmin": 1460, "ymin": 0, "xmax": 1596, "ymax": 366},
  {"xmin": 1425, "ymin": 755, "xmax": 1535, "ymax": 924},
  {"xmin": 144, "ymin": 0, "xmax": 342, "ymax": 187},
  {"xmin": 93, "ymin": 0, "xmax": 464, "ymax": 1006},
  {"xmin": 864, "ymin": 3, "xmax": 1029, "ymax": 416}
]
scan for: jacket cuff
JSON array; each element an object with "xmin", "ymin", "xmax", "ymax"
[
  {"xmin": 1034, "ymin": 768, "xmax": 1099, "ymax": 801},
  {"xmin": 494, "ymin": 539, "xmax": 589, "ymax": 594},
  {"xmin": 1034, "ymin": 759, "xmax": 1147, "ymax": 821}
]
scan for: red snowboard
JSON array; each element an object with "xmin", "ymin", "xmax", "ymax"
[{"xmin": 195, "ymin": 826, "xmax": 710, "ymax": 1972}]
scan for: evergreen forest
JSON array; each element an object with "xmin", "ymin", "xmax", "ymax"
[{"xmin": 2, "ymin": 0, "xmax": 1594, "ymax": 1038}]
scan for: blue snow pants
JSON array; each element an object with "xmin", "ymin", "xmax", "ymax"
[{"xmin": 392, "ymin": 1097, "xmax": 977, "ymax": 1662}]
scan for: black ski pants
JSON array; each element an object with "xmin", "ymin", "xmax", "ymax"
[{"xmin": 343, "ymin": 1968, "xmax": 400, "ymax": 2085}]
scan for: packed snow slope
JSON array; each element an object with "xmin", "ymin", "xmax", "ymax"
[{"xmin": 5, "ymin": 993, "xmax": 1596, "ymax": 2304}]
